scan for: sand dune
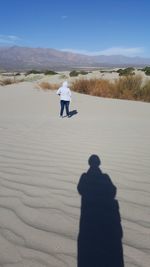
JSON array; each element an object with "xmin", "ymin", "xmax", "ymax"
[{"xmin": 0, "ymin": 82, "xmax": 150, "ymax": 267}]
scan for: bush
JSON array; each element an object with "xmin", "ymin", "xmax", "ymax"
[
  {"xmin": 100, "ymin": 70, "xmax": 114, "ymax": 73},
  {"xmin": 79, "ymin": 70, "xmax": 89, "ymax": 75},
  {"xmin": 44, "ymin": 70, "xmax": 58, "ymax": 75},
  {"xmin": 69, "ymin": 70, "xmax": 89, "ymax": 77},
  {"xmin": 0, "ymin": 78, "xmax": 16, "ymax": 85},
  {"xmin": 145, "ymin": 69, "xmax": 150, "ymax": 76},
  {"xmin": 71, "ymin": 75, "xmax": 150, "ymax": 102},
  {"xmin": 141, "ymin": 66, "xmax": 150, "ymax": 75},
  {"xmin": 26, "ymin": 70, "xmax": 42, "ymax": 75},
  {"xmin": 117, "ymin": 67, "xmax": 135, "ymax": 76},
  {"xmin": 0, "ymin": 77, "xmax": 24, "ymax": 86},
  {"xmin": 140, "ymin": 80, "xmax": 150, "ymax": 101},
  {"xmin": 59, "ymin": 74, "xmax": 68, "ymax": 79},
  {"xmin": 71, "ymin": 78, "xmax": 114, "ymax": 97},
  {"xmin": 114, "ymin": 75, "xmax": 142, "ymax": 99},
  {"xmin": 69, "ymin": 70, "xmax": 79, "ymax": 77},
  {"xmin": 141, "ymin": 66, "xmax": 150, "ymax": 72}
]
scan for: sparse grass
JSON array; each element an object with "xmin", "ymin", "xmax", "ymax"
[
  {"xmin": 38, "ymin": 82, "xmax": 60, "ymax": 90},
  {"xmin": 24, "ymin": 75, "xmax": 43, "ymax": 82},
  {"xmin": 59, "ymin": 74, "xmax": 68, "ymax": 79}
]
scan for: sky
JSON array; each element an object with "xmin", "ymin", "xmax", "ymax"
[{"xmin": 0, "ymin": 0, "xmax": 150, "ymax": 57}]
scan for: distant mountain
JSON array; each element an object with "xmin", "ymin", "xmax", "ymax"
[{"xmin": 0, "ymin": 46, "xmax": 150, "ymax": 71}]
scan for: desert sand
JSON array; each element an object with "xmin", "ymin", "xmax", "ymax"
[{"xmin": 0, "ymin": 81, "xmax": 150, "ymax": 267}]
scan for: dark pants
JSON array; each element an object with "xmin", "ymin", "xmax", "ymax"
[{"xmin": 60, "ymin": 100, "xmax": 70, "ymax": 116}]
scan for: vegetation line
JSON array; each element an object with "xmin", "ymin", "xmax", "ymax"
[{"xmin": 39, "ymin": 75, "xmax": 150, "ymax": 103}]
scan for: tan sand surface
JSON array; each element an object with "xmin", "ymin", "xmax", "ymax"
[{"xmin": 0, "ymin": 82, "xmax": 150, "ymax": 266}]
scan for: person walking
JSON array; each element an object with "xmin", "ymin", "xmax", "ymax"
[{"xmin": 56, "ymin": 81, "xmax": 71, "ymax": 118}]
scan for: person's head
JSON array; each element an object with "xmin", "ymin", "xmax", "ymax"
[
  {"xmin": 63, "ymin": 81, "xmax": 68, "ymax": 87},
  {"xmin": 88, "ymin": 154, "xmax": 101, "ymax": 168}
]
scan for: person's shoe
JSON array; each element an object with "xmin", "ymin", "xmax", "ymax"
[{"xmin": 59, "ymin": 115, "xmax": 63, "ymax": 118}]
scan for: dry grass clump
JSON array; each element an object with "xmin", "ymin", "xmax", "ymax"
[
  {"xmin": 38, "ymin": 82, "xmax": 60, "ymax": 90},
  {"xmin": 72, "ymin": 78, "xmax": 114, "ymax": 97},
  {"xmin": 114, "ymin": 75, "xmax": 142, "ymax": 100},
  {"xmin": 0, "ymin": 78, "xmax": 15, "ymax": 86},
  {"xmin": 71, "ymin": 75, "xmax": 150, "ymax": 102},
  {"xmin": 0, "ymin": 78, "xmax": 24, "ymax": 86},
  {"xmin": 139, "ymin": 80, "xmax": 150, "ymax": 102}
]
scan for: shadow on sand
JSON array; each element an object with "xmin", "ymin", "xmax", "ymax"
[
  {"xmin": 77, "ymin": 155, "xmax": 124, "ymax": 267},
  {"xmin": 69, "ymin": 109, "xmax": 78, "ymax": 117}
]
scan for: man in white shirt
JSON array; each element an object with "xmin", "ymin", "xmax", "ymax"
[{"xmin": 56, "ymin": 81, "xmax": 71, "ymax": 118}]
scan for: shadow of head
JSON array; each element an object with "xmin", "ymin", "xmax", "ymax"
[{"xmin": 88, "ymin": 154, "xmax": 101, "ymax": 168}]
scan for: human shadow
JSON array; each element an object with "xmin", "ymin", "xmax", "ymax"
[
  {"xmin": 77, "ymin": 155, "xmax": 124, "ymax": 267},
  {"xmin": 69, "ymin": 109, "xmax": 78, "ymax": 117}
]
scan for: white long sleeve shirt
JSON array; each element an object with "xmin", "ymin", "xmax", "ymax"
[{"xmin": 56, "ymin": 81, "xmax": 71, "ymax": 101}]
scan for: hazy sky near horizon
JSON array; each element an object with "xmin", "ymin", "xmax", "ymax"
[{"xmin": 0, "ymin": 0, "xmax": 149, "ymax": 57}]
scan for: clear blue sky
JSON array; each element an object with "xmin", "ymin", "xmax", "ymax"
[{"xmin": 0, "ymin": 0, "xmax": 149, "ymax": 57}]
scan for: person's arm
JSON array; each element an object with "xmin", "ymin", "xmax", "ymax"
[
  {"xmin": 56, "ymin": 88, "xmax": 61, "ymax": 95},
  {"xmin": 68, "ymin": 88, "xmax": 72, "ymax": 101},
  {"xmin": 69, "ymin": 88, "xmax": 71, "ymax": 97}
]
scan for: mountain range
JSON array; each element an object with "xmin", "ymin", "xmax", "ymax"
[{"xmin": 0, "ymin": 46, "xmax": 150, "ymax": 71}]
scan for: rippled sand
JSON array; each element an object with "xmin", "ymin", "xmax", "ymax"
[{"xmin": 0, "ymin": 82, "xmax": 150, "ymax": 267}]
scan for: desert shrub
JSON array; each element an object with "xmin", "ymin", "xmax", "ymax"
[
  {"xmin": 141, "ymin": 66, "xmax": 150, "ymax": 72},
  {"xmin": 79, "ymin": 70, "xmax": 89, "ymax": 75},
  {"xmin": 141, "ymin": 66, "xmax": 150, "ymax": 75},
  {"xmin": 71, "ymin": 79, "xmax": 91, "ymax": 94},
  {"xmin": 145, "ymin": 70, "xmax": 150, "ymax": 76},
  {"xmin": 69, "ymin": 70, "xmax": 79, "ymax": 77},
  {"xmin": 71, "ymin": 75, "xmax": 149, "ymax": 101},
  {"xmin": 0, "ymin": 78, "xmax": 16, "ymax": 85},
  {"xmin": 140, "ymin": 80, "xmax": 150, "ymax": 101},
  {"xmin": 114, "ymin": 75, "xmax": 142, "ymax": 99},
  {"xmin": 0, "ymin": 77, "xmax": 24, "ymax": 86},
  {"xmin": 69, "ymin": 70, "xmax": 89, "ymax": 77},
  {"xmin": 44, "ymin": 70, "xmax": 58, "ymax": 75},
  {"xmin": 89, "ymin": 79, "xmax": 115, "ymax": 98},
  {"xmin": 59, "ymin": 74, "xmax": 68, "ymax": 79},
  {"xmin": 100, "ymin": 70, "xmax": 114, "ymax": 73},
  {"xmin": 117, "ymin": 67, "xmax": 135, "ymax": 76},
  {"xmin": 71, "ymin": 78, "xmax": 114, "ymax": 97},
  {"xmin": 30, "ymin": 69, "xmax": 58, "ymax": 75},
  {"xmin": 145, "ymin": 69, "xmax": 150, "ymax": 76},
  {"xmin": 38, "ymin": 82, "xmax": 60, "ymax": 90},
  {"xmin": 26, "ymin": 70, "xmax": 42, "ymax": 76}
]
